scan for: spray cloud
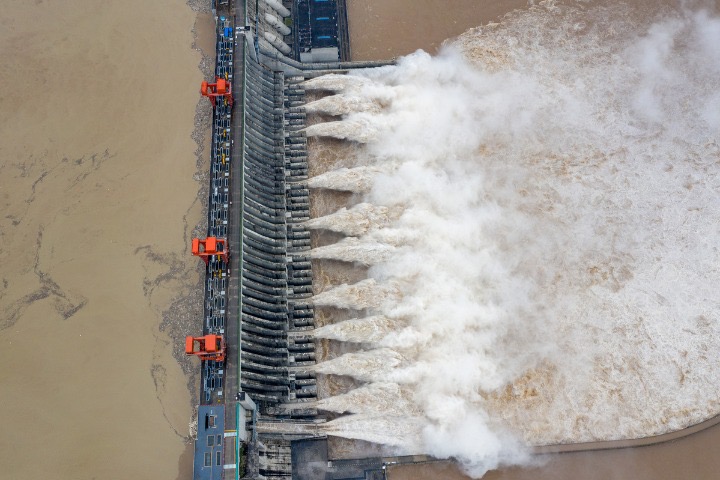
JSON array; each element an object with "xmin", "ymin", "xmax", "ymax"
[{"xmin": 307, "ymin": 2, "xmax": 720, "ymax": 477}]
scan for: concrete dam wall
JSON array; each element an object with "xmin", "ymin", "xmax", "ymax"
[
  {"xmin": 238, "ymin": 54, "xmax": 319, "ymax": 410},
  {"xmin": 192, "ymin": 2, "xmax": 393, "ymax": 479}
]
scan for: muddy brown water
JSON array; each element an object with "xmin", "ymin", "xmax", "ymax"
[
  {"xmin": 345, "ymin": 0, "xmax": 529, "ymax": 61},
  {"xmin": 387, "ymin": 419, "xmax": 720, "ymax": 480},
  {"xmin": 0, "ymin": 1, "xmax": 213, "ymax": 479}
]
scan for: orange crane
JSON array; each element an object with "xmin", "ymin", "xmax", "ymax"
[
  {"xmin": 185, "ymin": 334, "xmax": 226, "ymax": 362},
  {"xmin": 200, "ymin": 77, "xmax": 233, "ymax": 107},
  {"xmin": 192, "ymin": 237, "xmax": 229, "ymax": 265}
]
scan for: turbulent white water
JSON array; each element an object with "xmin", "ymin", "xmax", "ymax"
[{"xmin": 306, "ymin": 1, "xmax": 720, "ymax": 477}]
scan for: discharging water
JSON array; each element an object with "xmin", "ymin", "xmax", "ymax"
[{"xmin": 307, "ymin": 1, "xmax": 720, "ymax": 477}]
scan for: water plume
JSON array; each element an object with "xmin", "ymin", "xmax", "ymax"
[
  {"xmin": 310, "ymin": 237, "xmax": 395, "ymax": 266},
  {"xmin": 304, "ymin": 203, "xmax": 398, "ymax": 236},
  {"xmin": 314, "ymin": 348, "xmax": 404, "ymax": 382},
  {"xmin": 307, "ymin": 1, "xmax": 720, "ymax": 477},
  {"xmin": 306, "ymin": 166, "xmax": 386, "ymax": 192},
  {"xmin": 304, "ymin": 95, "xmax": 381, "ymax": 116},
  {"xmin": 315, "ymin": 382, "xmax": 419, "ymax": 415},
  {"xmin": 313, "ymin": 315, "xmax": 405, "ymax": 343},
  {"xmin": 321, "ymin": 414, "xmax": 426, "ymax": 452},
  {"xmin": 311, "ymin": 278, "xmax": 400, "ymax": 310},
  {"xmin": 305, "ymin": 118, "xmax": 380, "ymax": 143},
  {"xmin": 302, "ymin": 73, "xmax": 371, "ymax": 92}
]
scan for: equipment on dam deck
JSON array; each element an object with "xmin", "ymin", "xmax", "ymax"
[
  {"xmin": 192, "ymin": 237, "xmax": 229, "ymax": 265},
  {"xmin": 185, "ymin": 334, "xmax": 226, "ymax": 362},
  {"xmin": 200, "ymin": 78, "xmax": 233, "ymax": 107}
]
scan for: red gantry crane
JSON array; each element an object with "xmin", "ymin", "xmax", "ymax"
[
  {"xmin": 191, "ymin": 237, "xmax": 229, "ymax": 265},
  {"xmin": 200, "ymin": 77, "xmax": 233, "ymax": 107},
  {"xmin": 185, "ymin": 334, "xmax": 226, "ymax": 362}
]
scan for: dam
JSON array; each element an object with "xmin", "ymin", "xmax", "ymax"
[
  {"xmin": 187, "ymin": 1, "xmax": 720, "ymax": 479},
  {"xmin": 188, "ymin": 1, "xmax": 400, "ymax": 479}
]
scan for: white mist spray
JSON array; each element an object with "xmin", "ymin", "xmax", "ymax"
[
  {"xmin": 304, "ymin": 95, "xmax": 381, "ymax": 116},
  {"xmin": 313, "ymin": 315, "xmax": 406, "ymax": 343},
  {"xmin": 311, "ymin": 278, "xmax": 401, "ymax": 310},
  {"xmin": 304, "ymin": 203, "xmax": 399, "ymax": 236},
  {"xmin": 306, "ymin": 166, "xmax": 388, "ymax": 192},
  {"xmin": 307, "ymin": 2, "xmax": 720, "ymax": 477},
  {"xmin": 310, "ymin": 237, "xmax": 395, "ymax": 266}
]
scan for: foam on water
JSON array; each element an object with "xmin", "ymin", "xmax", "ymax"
[{"xmin": 309, "ymin": 1, "xmax": 720, "ymax": 477}]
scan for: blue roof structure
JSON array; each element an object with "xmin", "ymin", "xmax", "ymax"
[
  {"xmin": 193, "ymin": 405, "xmax": 225, "ymax": 480},
  {"xmin": 296, "ymin": 0, "xmax": 340, "ymax": 53}
]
